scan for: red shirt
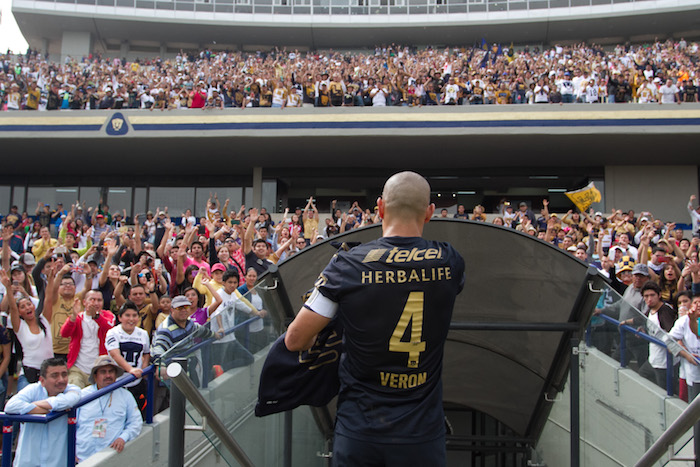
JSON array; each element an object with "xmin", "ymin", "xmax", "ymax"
[{"xmin": 190, "ymin": 90, "xmax": 207, "ymax": 108}]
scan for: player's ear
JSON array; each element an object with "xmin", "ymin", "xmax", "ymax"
[
  {"xmin": 377, "ymin": 197, "xmax": 385, "ymax": 219},
  {"xmin": 425, "ymin": 203, "xmax": 435, "ymax": 223}
]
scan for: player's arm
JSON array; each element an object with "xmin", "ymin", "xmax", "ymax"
[
  {"xmin": 285, "ymin": 286, "xmax": 337, "ymax": 351},
  {"xmin": 285, "ymin": 307, "xmax": 331, "ymax": 351}
]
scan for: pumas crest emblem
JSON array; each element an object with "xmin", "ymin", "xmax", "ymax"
[{"xmin": 106, "ymin": 112, "xmax": 129, "ymax": 136}]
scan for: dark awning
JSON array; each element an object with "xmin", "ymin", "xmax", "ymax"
[{"xmin": 273, "ymin": 219, "xmax": 602, "ymax": 440}]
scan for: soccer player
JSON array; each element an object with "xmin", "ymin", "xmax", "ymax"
[{"xmin": 285, "ymin": 171, "xmax": 465, "ymax": 466}]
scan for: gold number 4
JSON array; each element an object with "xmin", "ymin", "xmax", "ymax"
[{"xmin": 389, "ymin": 291, "xmax": 426, "ymax": 368}]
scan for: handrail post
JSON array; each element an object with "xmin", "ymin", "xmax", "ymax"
[
  {"xmin": 585, "ymin": 323, "xmax": 591, "ymax": 348},
  {"xmin": 201, "ymin": 346, "xmax": 211, "ymax": 390},
  {"xmin": 636, "ymin": 391, "xmax": 700, "ymax": 466},
  {"xmin": 570, "ymin": 338, "xmax": 580, "ymax": 467},
  {"xmin": 169, "ymin": 357, "xmax": 188, "ymax": 467},
  {"xmin": 167, "ymin": 362, "xmax": 254, "ymax": 467},
  {"xmin": 666, "ymin": 352, "xmax": 674, "ymax": 397},
  {"xmin": 620, "ymin": 327, "xmax": 627, "ymax": 368},
  {"xmin": 146, "ymin": 369, "xmax": 155, "ymax": 424},
  {"xmin": 2, "ymin": 420, "xmax": 13, "ymax": 467},
  {"xmin": 284, "ymin": 411, "xmax": 293, "ymax": 467},
  {"xmin": 67, "ymin": 408, "xmax": 77, "ymax": 467}
]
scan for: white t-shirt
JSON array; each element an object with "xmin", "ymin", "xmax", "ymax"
[
  {"xmin": 105, "ymin": 324, "xmax": 150, "ymax": 387},
  {"xmin": 443, "ymin": 84, "xmax": 459, "ymax": 103},
  {"xmin": 74, "ymin": 314, "xmax": 100, "ymax": 374},
  {"xmin": 370, "ymin": 87, "xmax": 386, "ymax": 106},
  {"xmin": 210, "ymin": 289, "xmax": 239, "ymax": 343},
  {"xmin": 659, "ymin": 84, "xmax": 678, "ymax": 104},
  {"xmin": 534, "ymin": 85, "xmax": 549, "ymax": 103},
  {"xmin": 647, "ymin": 312, "xmax": 668, "ymax": 369},
  {"xmin": 237, "ymin": 291, "xmax": 263, "ymax": 333},
  {"xmin": 585, "ymin": 85, "xmax": 599, "ymax": 103},
  {"xmin": 16, "ymin": 315, "xmax": 53, "ymax": 370},
  {"xmin": 670, "ymin": 315, "xmax": 700, "ymax": 385},
  {"xmin": 557, "ymin": 79, "xmax": 574, "ymax": 96}
]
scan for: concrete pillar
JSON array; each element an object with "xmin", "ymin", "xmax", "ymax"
[
  {"xmin": 605, "ymin": 165, "xmax": 699, "ymax": 224},
  {"xmin": 40, "ymin": 38, "xmax": 50, "ymax": 60},
  {"xmin": 160, "ymin": 43, "xmax": 167, "ymax": 57},
  {"xmin": 253, "ymin": 167, "xmax": 263, "ymax": 210},
  {"xmin": 60, "ymin": 31, "xmax": 91, "ymax": 63},
  {"xmin": 120, "ymin": 40, "xmax": 130, "ymax": 58}
]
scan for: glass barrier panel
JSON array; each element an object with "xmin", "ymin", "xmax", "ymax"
[
  {"xmin": 152, "ymin": 272, "xmax": 326, "ymax": 465},
  {"xmin": 576, "ymin": 279, "xmax": 699, "ymax": 465}
]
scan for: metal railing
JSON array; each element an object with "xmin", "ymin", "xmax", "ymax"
[
  {"xmin": 26, "ymin": 0, "xmax": 657, "ymax": 15},
  {"xmin": 636, "ymin": 392, "xmax": 700, "ymax": 466},
  {"xmin": 167, "ymin": 361, "xmax": 254, "ymax": 467},
  {"xmin": 590, "ymin": 313, "xmax": 681, "ymax": 396},
  {"xmin": 0, "ymin": 365, "xmax": 156, "ymax": 467},
  {"xmin": 0, "ymin": 314, "xmax": 262, "ymax": 467},
  {"xmin": 157, "ymin": 315, "xmax": 261, "ymax": 390}
]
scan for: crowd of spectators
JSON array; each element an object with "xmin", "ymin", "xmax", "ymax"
[
  {"xmin": 1, "ymin": 38, "xmax": 700, "ymax": 110},
  {"xmin": 0, "ymin": 190, "xmax": 698, "ymax": 462}
]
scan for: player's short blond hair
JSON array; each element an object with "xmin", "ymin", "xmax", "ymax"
[{"xmin": 381, "ymin": 171, "xmax": 431, "ymax": 221}]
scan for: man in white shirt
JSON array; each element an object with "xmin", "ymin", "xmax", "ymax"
[{"xmin": 659, "ymin": 79, "xmax": 680, "ymax": 105}]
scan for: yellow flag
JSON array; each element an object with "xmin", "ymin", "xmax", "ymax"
[{"xmin": 565, "ymin": 182, "xmax": 601, "ymax": 213}]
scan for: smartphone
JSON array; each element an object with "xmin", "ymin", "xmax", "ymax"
[
  {"xmin": 55, "ymin": 246, "xmax": 67, "ymax": 254},
  {"xmin": 12, "ymin": 281, "xmax": 20, "ymax": 287},
  {"xmin": 155, "ymin": 259, "xmax": 162, "ymax": 269},
  {"xmin": 231, "ymin": 220, "xmax": 240, "ymax": 225},
  {"xmin": 198, "ymin": 225, "xmax": 206, "ymax": 235}
]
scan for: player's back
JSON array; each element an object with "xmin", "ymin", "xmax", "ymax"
[{"xmin": 318, "ymin": 235, "xmax": 465, "ymax": 442}]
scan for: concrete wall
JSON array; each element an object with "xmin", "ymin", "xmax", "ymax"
[
  {"xmin": 536, "ymin": 346, "xmax": 691, "ymax": 467},
  {"xmin": 605, "ymin": 165, "xmax": 698, "ymax": 226},
  {"xmin": 60, "ymin": 31, "xmax": 91, "ymax": 63}
]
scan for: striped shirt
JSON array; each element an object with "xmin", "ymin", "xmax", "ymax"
[{"xmin": 151, "ymin": 315, "xmax": 214, "ymax": 360}]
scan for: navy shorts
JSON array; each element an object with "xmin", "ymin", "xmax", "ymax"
[{"xmin": 331, "ymin": 433, "xmax": 445, "ymax": 467}]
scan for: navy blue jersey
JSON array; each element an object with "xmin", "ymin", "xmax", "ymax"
[{"xmin": 315, "ymin": 236, "xmax": 465, "ymax": 443}]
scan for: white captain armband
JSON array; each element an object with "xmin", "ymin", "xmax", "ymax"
[{"xmin": 304, "ymin": 288, "xmax": 339, "ymax": 319}]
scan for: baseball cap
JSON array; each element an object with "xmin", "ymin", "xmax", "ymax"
[
  {"xmin": 616, "ymin": 256, "xmax": 635, "ymax": 275},
  {"xmin": 211, "ymin": 263, "xmax": 226, "ymax": 273},
  {"xmin": 171, "ymin": 295, "xmax": 190, "ymax": 308},
  {"xmin": 632, "ymin": 264, "xmax": 650, "ymax": 276},
  {"xmin": 20, "ymin": 253, "xmax": 36, "ymax": 266}
]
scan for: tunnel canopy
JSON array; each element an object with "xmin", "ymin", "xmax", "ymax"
[{"xmin": 273, "ymin": 219, "xmax": 602, "ymax": 440}]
